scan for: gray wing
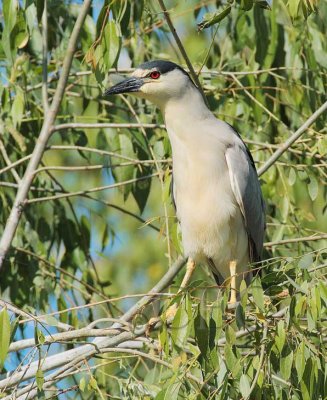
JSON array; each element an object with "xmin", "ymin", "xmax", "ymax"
[{"xmin": 225, "ymin": 138, "xmax": 265, "ymax": 262}]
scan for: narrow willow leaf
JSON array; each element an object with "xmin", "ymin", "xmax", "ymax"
[
  {"xmin": 89, "ymin": 376, "xmax": 98, "ymax": 389},
  {"xmin": 295, "ymin": 341, "xmax": 305, "ymax": 382},
  {"xmin": 197, "ymin": 6, "xmax": 232, "ymax": 31},
  {"xmin": 280, "ymin": 349, "xmax": 293, "ymax": 381},
  {"xmin": 0, "ymin": 308, "xmax": 11, "ymax": 368},
  {"xmin": 236, "ymin": 303, "xmax": 245, "ymax": 329},
  {"xmin": 11, "ymin": 89, "xmax": 25, "ymax": 128},
  {"xmin": 240, "ymin": 279, "xmax": 248, "ymax": 308},
  {"xmin": 298, "ymin": 254, "xmax": 313, "ymax": 269},
  {"xmin": 239, "ymin": 374, "xmax": 251, "ymax": 398},
  {"xmin": 171, "ymin": 295, "xmax": 190, "ymax": 348},
  {"xmin": 79, "ymin": 377, "xmax": 86, "ymax": 392},
  {"xmin": 44, "ymin": 315, "xmax": 59, "ymax": 327},
  {"xmin": 288, "ymin": 167, "xmax": 297, "ymax": 186},
  {"xmin": 288, "ymin": 0, "xmax": 302, "ymax": 16},
  {"xmin": 308, "ymin": 176, "xmax": 318, "ymax": 201},
  {"xmin": 275, "ymin": 320, "xmax": 286, "ymax": 353},
  {"xmin": 3, "ymin": 0, "xmax": 17, "ymax": 33},
  {"xmin": 103, "ymin": 21, "xmax": 121, "ymax": 69},
  {"xmin": 240, "ymin": 0, "xmax": 254, "ymax": 10},
  {"xmin": 251, "ymin": 276, "xmax": 264, "ymax": 311},
  {"xmin": 225, "ymin": 325, "xmax": 236, "ymax": 345},
  {"xmin": 36, "ymin": 368, "xmax": 44, "ymax": 391}
]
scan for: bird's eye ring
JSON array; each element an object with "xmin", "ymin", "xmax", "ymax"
[{"xmin": 150, "ymin": 71, "xmax": 160, "ymax": 79}]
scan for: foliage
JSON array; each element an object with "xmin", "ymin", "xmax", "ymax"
[{"xmin": 0, "ymin": 0, "xmax": 326, "ymax": 399}]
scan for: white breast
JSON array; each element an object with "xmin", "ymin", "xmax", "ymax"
[{"xmin": 166, "ymin": 117, "xmax": 249, "ymax": 279}]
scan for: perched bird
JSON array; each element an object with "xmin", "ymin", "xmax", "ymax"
[{"xmin": 105, "ymin": 60, "xmax": 265, "ymax": 301}]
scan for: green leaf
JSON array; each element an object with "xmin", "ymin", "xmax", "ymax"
[
  {"xmin": 251, "ymin": 276, "xmax": 264, "ymax": 311},
  {"xmin": 13, "ymin": 9, "xmax": 29, "ymax": 49},
  {"xmin": 240, "ymin": 0, "xmax": 254, "ymax": 11},
  {"xmin": 239, "ymin": 374, "xmax": 251, "ymax": 398},
  {"xmin": 225, "ymin": 325, "xmax": 236, "ymax": 345},
  {"xmin": 236, "ymin": 303, "xmax": 245, "ymax": 329},
  {"xmin": 3, "ymin": 0, "xmax": 18, "ymax": 33},
  {"xmin": 79, "ymin": 377, "xmax": 86, "ymax": 392},
  {"xmin": 308, "ymin": 176, "xmax": 318, "ymax": 201},
  {"xmin": 295, "ymin": 341, "xmax": 305, "ymax": 382},
  {"xmin": 240, "ymin": 279, "xmax": 248, "ymax": 308},
  {"xmin": 0, "ymin": 308, "xmax": 11, "ymax": 368},
  {"xmin": 43, "ymin": 315, "xmax": 58, "ymax": 327},
  {"xmin": 275, "ymin": 320, "xmax": 286, "ymax": 353},
  {"xmin": 35, "ymin": 329, "xmax": 45, "ymax": 345},
  {"xmin": 11, "ymin": 88, "xmax": 25, "ymax": 128},
  {"xmin": 224, "ymin": 343, "xmax": 241, "ymax": 377},
  {"xmin": 36, "ymin": 368, "xmax": 44, "ymax": 391},
  {"xmin": 298, "ymin": 254, "xmax": 313, "ymax": 270},
  {"xmin": 171, "ymin": 295, "xmax": 191, "ymax": 348},
  {"xmin": 132, "ymin": 168, "xmax": 152, "ymax": 213},
  {"xmin": 197, "ymin": 6, "xmax": 232, "ymax": 31},
  {"xmin": 80, "ymin": 215, "xmax": 91, "ymax": 250},
  {"xmin": 288, "ymin": 168, "xmax": 297, "ymax": 186},
  {"xmin": 155, "ymin": 382, "xmax": 182, "ymax": 400},
  {"xmin": 89, "ymin": 375, "xmax": 98, "ymax": 389},
  {"xmin": 280, "ymin": 349, "xmax": 293, "ymax": 381},
  {"xmin": 194, "ymin": 303, "xmax": 209, "ymax": 357},
  {"xmin": 103, "ymin": 21, "xmax": 121, "ymax": 69}
]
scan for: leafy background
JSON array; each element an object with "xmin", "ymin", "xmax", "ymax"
[{"xmin": 0, "ymin": 0, "xmax": 326, "ymax": 398}]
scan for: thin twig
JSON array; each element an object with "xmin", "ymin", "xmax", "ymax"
[
  {"xmin": 230, "ymin": 73, "xmax": 282, "ymax": 125},
  {"xmin": 264, "ymin": 234, "xmax": 327, "ymax": 248},
  {"xmin": 258, "ymin": 100, "xmax": 327, "ymax": 176},
  {"xmin": 0, "ymin": 139, "xmax": 21, "ymax": 183},
  {"xmin": 25, "ymin": 173, "xmax": 158, "ymax": 203},
  {"xmin": 52, "ymin": 122, "xmax": 165, "ymax": 132}
]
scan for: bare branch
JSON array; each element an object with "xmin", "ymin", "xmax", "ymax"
[
  {"xmin": 52, "ymin": 122, "xmax": 165, "ymax": 132},
  {"xmin": 0, "ymin": 139, "xmax": 21, "ymax": 183},
  {"xmin": 26, "ymin": 173, "xmax": 158, "ymax": 203},
  {"xmin": 0, "ymin": 257, "xmax": 186, "ymax": 391},
  {"xmin": 264, "ymin": 234, "xmax": 327, "ymax": 247}
]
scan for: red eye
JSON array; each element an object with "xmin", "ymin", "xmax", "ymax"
[{"xmin": 150, "ymin": 71, "xmax": 160, "ymax": 79}]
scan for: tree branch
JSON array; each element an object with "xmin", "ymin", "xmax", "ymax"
[
  {"xmin": 264, "ymin": 234, "xmax": 327, "ymax": 248},
  {"xmin": 52, "ymin": 122, "xmax": 165, "ymax": 132},
  {"xmin": 26, "ymin": 173, "xmax": 158, "ymax": 203},
  {"xmin": 0, "ymin": 257, "xmax": 186, "ymax": 390},
  {"xmin": 0, "ymin": 0, "xmax": 92, "ymax": 270}
]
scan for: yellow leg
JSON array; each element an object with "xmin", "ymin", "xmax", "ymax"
[
  {"xmin": 165, "ymin": 257, "xmax": 196, "ymax": 321},
  {"xmin": 229, "ymin": 260, "xmax": 237, "ymax": 304},
  {"xmin": 179, "ymin": 257, "xmax": 196, "ymax": 291},
  {"xmin": 147, "ymin": 258, "xmax": 196, "ymax": 331}
]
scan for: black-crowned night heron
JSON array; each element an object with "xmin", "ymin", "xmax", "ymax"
[{"xmin": 105, "ymin": 60, "xmax": 265, "ymax": 302}]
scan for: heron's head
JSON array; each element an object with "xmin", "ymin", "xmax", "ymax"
[{"xmin": 104, "ymin": 60, "xmax": 196, "ymax": 108}]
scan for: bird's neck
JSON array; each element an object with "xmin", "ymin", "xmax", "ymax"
[{"xmin": 162, "ymin": 86, "xmax": 212, "ymax": 140}]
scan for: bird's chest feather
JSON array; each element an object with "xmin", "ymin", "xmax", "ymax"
[{"xmin": 169, "ymin": 129, "xmax": 237, "ymax": 242}]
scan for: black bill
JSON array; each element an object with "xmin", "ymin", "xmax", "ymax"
[{"xmin": 103, "ymin": 77, "xmax": 143, "ymax": 96}]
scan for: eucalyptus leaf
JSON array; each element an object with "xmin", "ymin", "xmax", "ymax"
[{"xmin": 0, "ymin": 308, "xmax": 11, "ymax": 368}]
